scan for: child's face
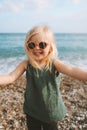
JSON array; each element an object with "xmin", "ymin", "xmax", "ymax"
[{"xmin": 26, "ymin": 34, "xmax": 51, "ymax": 62}]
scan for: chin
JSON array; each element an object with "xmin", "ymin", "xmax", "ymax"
[{"xmin": 34, "ymin": 56, "xmax": 43, "ymax": 61}]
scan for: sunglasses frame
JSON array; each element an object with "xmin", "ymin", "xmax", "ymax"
[{"xmin": 27, "ymin": 42, "xmax": 47, "ymax": 49}]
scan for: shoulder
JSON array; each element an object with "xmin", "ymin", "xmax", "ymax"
[
  {"xmin": 54, "ymin": 59, "xmax": 72, "ymax": 74},
  {"xmin": 54, "ymin": 59, "xmax": 66, "ymax": 72},
  {"xmin": 19, "ymin": 60, "xmax": 28, "ymax": 70},
  {"xmin": 54, "ymin": 59, "xmax": 62, "ymax": 67}
]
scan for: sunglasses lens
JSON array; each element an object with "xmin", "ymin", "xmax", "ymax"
[
  {"xmin": 28, "ymin": 42, "xmax": 35, "ymax": 49},
  {"xmin": 39, "ymin": 42, "xmax": 47, "ymax": 49}
]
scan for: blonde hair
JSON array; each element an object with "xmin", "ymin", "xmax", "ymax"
[{"xmin": 25, "ymin": 25, "xmax": 58, "ymax": 71}]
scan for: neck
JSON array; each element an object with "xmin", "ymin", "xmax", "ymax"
[{"xmin": 35, "ymin": 60, "xmax": 46, "ymax": 67}]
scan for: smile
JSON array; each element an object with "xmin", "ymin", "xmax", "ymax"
[{"xmin": 33, "ymin": 52, "xmax": 43, "ymax": 55}]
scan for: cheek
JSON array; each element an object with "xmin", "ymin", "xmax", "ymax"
[
  {"xmin": 44, "ymin": 46, "xmax": 51, "ymax": 55},
  {"xmin": 26, "ymin": 49, "xmax": 33, "ymax": 57}
]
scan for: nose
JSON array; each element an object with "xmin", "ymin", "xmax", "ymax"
[{"xmin": 35, "ymin": 45, "xmax": 40, "ymax": 49}]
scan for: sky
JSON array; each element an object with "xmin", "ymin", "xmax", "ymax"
[{"xmin": 0, "ymin": 0, "xmax": 87, "ymax": 33}]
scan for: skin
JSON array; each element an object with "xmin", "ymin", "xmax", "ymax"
[{"xmin": 0, "ymin": 35, "xmax": 87, "ymax": 85}]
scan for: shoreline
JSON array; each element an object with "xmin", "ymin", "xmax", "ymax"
[{"xmin": 0, "ymin": 75, "xmax": 87, "ymax": 129}]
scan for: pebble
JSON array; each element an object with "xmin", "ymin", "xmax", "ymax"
[{"xmin": 0, "ymin": 125, "xmax": 4, "ymax": 129}]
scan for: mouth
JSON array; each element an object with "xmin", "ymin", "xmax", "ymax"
[{"xmin": 33, "ymin": 51, "xmax": 43, "ymax": 56}]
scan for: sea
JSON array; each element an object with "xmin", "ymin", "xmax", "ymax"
[{"xmin": 0, "ymin": 33, "xmax": 87, "ymax": 74}]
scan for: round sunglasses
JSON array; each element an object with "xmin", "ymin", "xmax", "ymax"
[{"xmin": 28, "ymin": 42, "xmax": 47, "ymax": 49}]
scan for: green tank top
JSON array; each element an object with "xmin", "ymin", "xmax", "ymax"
[{"xmin": 23, "ymin": 62, "xmax": 67, "ymax": 123}]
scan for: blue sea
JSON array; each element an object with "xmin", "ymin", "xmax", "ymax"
[{"xmin": 0, "ymin": 33, "xmax": 87, "ymax": 74}]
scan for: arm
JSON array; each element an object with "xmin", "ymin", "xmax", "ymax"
[
  {"xmin": 0, "ymin": 60, "xmax": 27, "ymax": 85},
  {"xmin": 54, "ymin": 59, "xmax": 87, "ymax": 81}
]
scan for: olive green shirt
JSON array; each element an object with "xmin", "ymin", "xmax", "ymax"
[{"xmin": 23, "ymin": 62, "xmax": 67, "ymax": 123}]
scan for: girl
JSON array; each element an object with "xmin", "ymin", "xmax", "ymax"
[{"xmin": 0, "ymin": 25, "xmax": 87, "ymax": 130}]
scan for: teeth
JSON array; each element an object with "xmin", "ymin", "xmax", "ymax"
[
  {"xmin": 34, "ymin": 52, "xmax": 42, "ymax": 54},
  {"xmin": 33, "ymin": 52, "xmax": 42, "ymax": 55}
]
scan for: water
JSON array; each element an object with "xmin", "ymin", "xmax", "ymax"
[
  {"xmin": 55, "ymin": 33, "xmax": 87, "ymax": 69},
  {"xmin": 0, "ymin": 33, "xmax": 87, "ymax": 74}
]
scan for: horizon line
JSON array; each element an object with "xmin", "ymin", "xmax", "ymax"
[{"xmin": 0, "ymin": 32, "xmax": 87, "ymax": 34}]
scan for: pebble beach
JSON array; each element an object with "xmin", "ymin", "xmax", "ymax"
[{"xmin": 0, "ymin": 75, "xmax": 87, "ymax": 130}]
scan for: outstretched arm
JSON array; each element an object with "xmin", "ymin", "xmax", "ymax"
[
  {"xmin": 0, "ymin": 60, "xmax": 27, "ymax": 85},
  {"xmin": 54, "ymin": 59, "xmax": 87, "ymax": 81}
]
